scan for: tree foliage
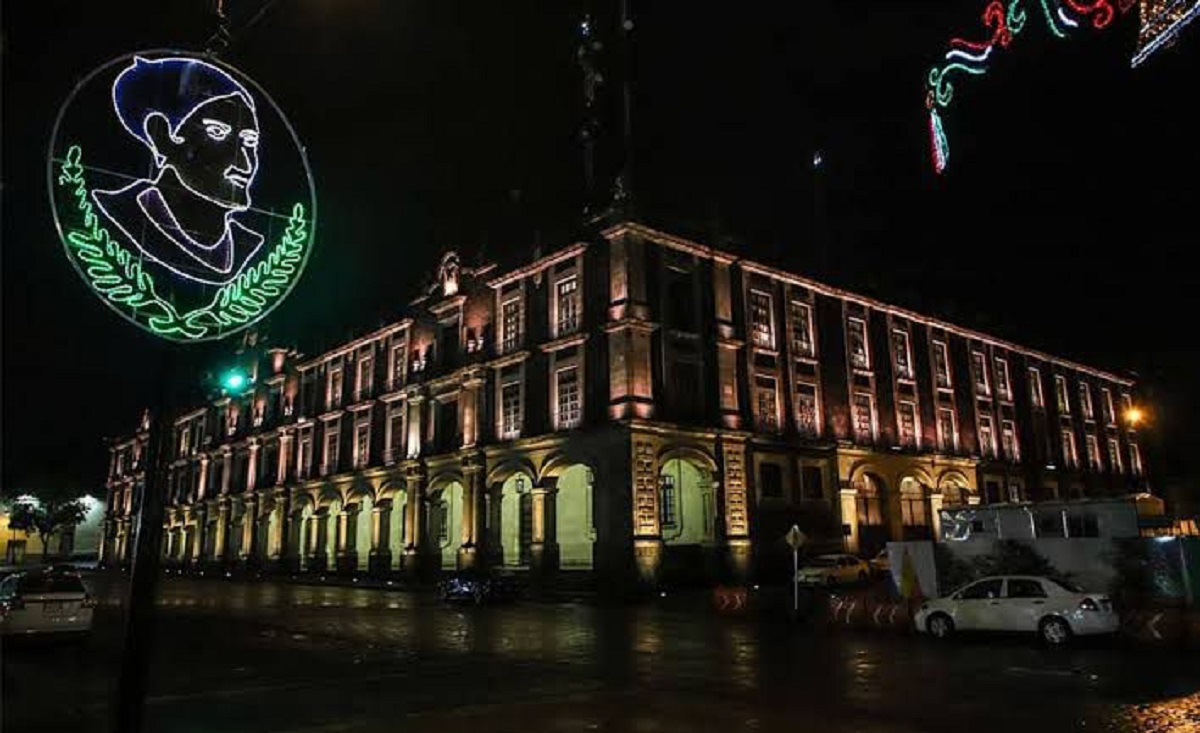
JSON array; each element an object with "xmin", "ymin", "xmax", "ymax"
[{"xmin": 7, "ymin": 496, "xmax": 89, "ymax": 558}]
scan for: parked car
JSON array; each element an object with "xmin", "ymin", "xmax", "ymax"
[
  {"xmin": 0, "ymin": 569, "xmax": 96, "ymax": 637},
  {"xmin": 869, "ymin": 548, "xmax": 890, "ymax": 576},
  {"xmin": 796, "ymin": 554, "xmax": 870, "ymax": 587},
  {"xmin": 437, "ymin": 570, "xmax": 521, "ymax": 604},
  {"xmin": 914, "ymin": 575, "xmax": 1118, "ymax": 646}
]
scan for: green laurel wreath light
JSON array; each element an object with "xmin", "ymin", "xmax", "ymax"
[{"xmin": 57, "ymin": 145, "xmax": 307, "ymax": 341}]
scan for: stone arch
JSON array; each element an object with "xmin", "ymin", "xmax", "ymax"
[
  {"xmin": 657, "ymin": 445, "xmax": 719, "ymax": 474},
  {"xmin": 897, "ymin": 476, "xmax": 931, "ymax": 539},
  {"xmin": 854, "ymin": 471, "xmax": 889, "ymax": 555},
  {"xmin": 938, "ymin": 470, "xmax": 974, "ymax": 506},
  {"xmin": 658, "ymin": 456, "xmax": 716, "ymax": 546},
  {"xmin": 486, "ymin": 458, "xmax": 537, "ymax": 487},
  {"xmin": 555, "ymin": 463, "xmax": 596, "ymax": 568}
]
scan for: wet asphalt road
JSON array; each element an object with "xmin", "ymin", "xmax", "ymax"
[{"xmin": 3, "ymin": 575, "xmax": 1200, "ymax": 733}]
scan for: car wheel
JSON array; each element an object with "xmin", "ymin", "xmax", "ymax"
[
  {"xmin": 926, "ymin": 613, "xmax": 955, "ymax": 640},
  {"xmin": 1039, "ymin": 616, "xmax": 1072, "ymax": 646}
]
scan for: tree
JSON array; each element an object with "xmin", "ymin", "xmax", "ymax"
[{"xmin": 7, "ymin": 497, "xmax": 88, "ymax": 560}]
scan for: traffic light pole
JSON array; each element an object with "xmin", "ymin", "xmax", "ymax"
[{"xmin": 112, "ymin": 348, "xmax": 178, "ymax": 733}]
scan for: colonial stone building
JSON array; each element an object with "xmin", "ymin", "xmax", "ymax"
[{"xmin": 102, "ymin": 221, "xmax": 1148, "ymax": 587}]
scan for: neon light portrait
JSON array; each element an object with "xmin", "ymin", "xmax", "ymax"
[{"xmin": 93, "ymin": 56, "xmax": 264, "ymax": 285}]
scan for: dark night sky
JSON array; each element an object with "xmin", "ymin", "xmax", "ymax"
[{"xmin": 3, "ymin": 1, "xmax": 1198, "ymax": 504}]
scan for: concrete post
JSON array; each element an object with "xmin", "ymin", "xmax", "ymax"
[
  {"xmin": 928, "ymin": 491, "xmax": 945, "ymax": 541},
  {"xmin": 839, "ymin": 487, "xmax": 860, "ymax": 554}
]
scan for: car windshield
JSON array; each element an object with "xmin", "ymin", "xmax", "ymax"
[
  {"xmin": 806, "ymin": 558, "xmax": 838, "ymax": 567},
  {"xmin": 19, "ymin": 573, "xmax": 86, "ymax": 594}
]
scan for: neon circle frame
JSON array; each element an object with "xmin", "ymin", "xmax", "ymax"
[{"xmin": 47, "ymin": 49, "xmax": 317, "ymax": 343}]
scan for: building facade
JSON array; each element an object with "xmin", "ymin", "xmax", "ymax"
[{"xmin": 102, "ymin": 222, "xmax": 1149, "ymax": 587}]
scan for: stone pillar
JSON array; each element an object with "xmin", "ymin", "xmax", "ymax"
[
  {"xmin": 839, "ymin": 487, "xmax": 860, "ymax": 554},
  {"xmin": 247, "ymin": 443, "xmax": 260, "ymax": 493},
  {"xmin": 369, "ymin": 502, "xmax": 392, "ymax": 574},
  {"xmin": 277, "ymin": 432, "xmax": 292, "ymax": 485},
  {"xmin": 458, "ymin": 464, "xmax": 485, "ymax": 569},
  {"xmin": 336, "ymin": 506, "xmax": 358, "ymax": 574},
  {"xmin": 240, "ymin": 495, "xmax": 258, "ymax": 566},
  {"xmin": 631, "ymin": 438, "xmax": 662, "ymax": 588},
  {"xmin": 214, "ymin": 499, "xmax": 231, "ymax": 564},
  {"xmin": 220, "ymin": 450, "xmax": 233, "ymax": 495},
  {"xmin": 719, "ymin": 437, "xmax": 751, "ymax": 582},
  {"xmin": 191, "ymin": 505, "xmax": 208, "ymax": 566},
  {"xmin": 403, "ymin": 470, "xmax": 433, "ymax": 579},
  {"xmin": 197, "ymin": 455, "xmax": 210, "ymax": 501},
  {"xmin": 528, "ymin": 482, "xmax": 560, "ymax": 577},
  {"xmin": 311, "ymin": 511, "xmax": 329, "ymax": 573},
  {"xmin": 927, "ymin": 491, "xmax": 945, "ymax": 540}
]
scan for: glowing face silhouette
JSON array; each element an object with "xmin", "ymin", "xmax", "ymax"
[{"xmin": 153, "ymin": 93, "xmax": 260, "ymax": 210}]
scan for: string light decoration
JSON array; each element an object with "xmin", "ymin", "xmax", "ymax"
[
  {"xmin": 48, "ymin": 50, "xmax": 316, "ymax": 342},
  {"xmin": 1133, "ymin": 0, "xmax": 1200, "ymax": 66},
  {"xmin": 925, "ymin": 0, "xmax": 1133, "ymax": 174}
]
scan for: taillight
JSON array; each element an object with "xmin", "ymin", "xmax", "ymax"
[
  {"xmin": 1078, "ymin": 598, "xmax": 1099, "ymax": 612},
  {"xmin": 82, "ymin": 595, "xmax": 98, "ymax": 609}
]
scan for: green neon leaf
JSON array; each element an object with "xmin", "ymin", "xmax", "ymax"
[{"xmin": 58, "ymin": 145, "xmax": 309, "ymax": 342}]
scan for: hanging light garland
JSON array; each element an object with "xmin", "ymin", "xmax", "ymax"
[{"xmin": 925, "ymin": 0, "xmax": 1132, "ymax": 174}]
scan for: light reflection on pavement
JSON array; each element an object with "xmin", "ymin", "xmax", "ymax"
[{"xmin": 4, "ymin": 575, "xmax": 1200, "ymax": 733}]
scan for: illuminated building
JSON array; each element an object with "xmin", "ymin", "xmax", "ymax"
[{"xmin": 102, "ymin": 224, "xmax": 1149, "ymax": 586}]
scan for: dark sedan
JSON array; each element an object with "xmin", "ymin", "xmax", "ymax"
[{"xmin": 437, "ymin": 570, "xmax": 521, "ymax": 604}]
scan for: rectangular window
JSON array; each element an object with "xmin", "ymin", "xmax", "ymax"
[
  {"xmin": 556, "ymin": 276, "xmax": 580, "ymax": 337},
  {"xmin": 1001, "ymin": 420, "xmax": 1019, "ymax": 461},
  {"xmin": 978, "ymin": 412, "xmax": 995, "ymax": 458},
  {"xmin": 328, "ymin": 366, "xmax": 343, "ymax": 410},
  {"xmin": 501, "ymin": 382, "xmax": 522, "ymax": 440},
  {"xmin": 659, "ymin": 474, "xmax": 678, "ymax": 527},
  {"xmin": 897, "ymin": 400, "xmax": 918, "ymax": 447},
  {"xmin": 1121, "ymin": 393, "xmax": 1133, "ymax": 424},
  {"xmin": 933, "ymin": 340, "xmax": 952, "ymax": 389},
  {"xmin": 994, "ymin": 358, "xmax": 1011, "ymax": 401},
  {"xmin": 938, "ymin": 407, "xmax": 958, "ymax": 452},
  {"xmin": 972, "ymin": 351, "xmax": 990, "ymax": 396},
  {"xmin": 847, "ymin": 317, "xmax": 870, "ymax": 370},
  {"xmin": 297, "ymin": 433, "xmax": 311, "ymax": 479},
  {"xmin": 1085, "ymin": 434, "xmax": 1101, "ymax": 470},
  {"xmin": 789, "ymin": 301, "xmax": 814, "ymax": 358},
  {"xmin": 178, "ymin": 424, "xmax": 191, "ymax": 458},
  {"xmin": 1055, "ymin": 376, "xmax": 1070, "ymax": 413},
  {"xmin": 1061, "ymin": 428, "xmax": 1078, "ymax": 468},
  {"xmin": 556, "ymin": 366, "xmax": 581, "ymax": 429},
  {"xmin": 750, "ymin": 290, "xmax": 775, "ymax": 350},
  {"xmin": 1029, "ymin": 367, "xmax": 1045, "ymax": 408},
  {"xmin": 502, "ymin": 298, "xmax": 522, "ymax": 353},
  {"xmin": 795, "ymin": 382, "xmax": 819, "ymax": 437},
  {"xmin": 354, "ymin": 422, "xmax": 370, "ymax": 468},
  {"xmin": 437, "ymin": 318, "xmax": 459, "ymax": 365},
  {"xmin": 323, "ymin": 428, "xmax": 339, "ymax": 475},
  {"xmin": 755, "ymin": 375, "xmax": 779, "ymax": 432},
  {"xmin": 1108, "ymin": 437, "xmax": 1122, "ymax": 473},
  {"xmin": 853, "ymin": 391, "xmax": 875, "ymax": 442},
  {"xmin": 1079, "ymin": 384, "xmax": 1095, "ymax": 421},
  {"xmin": 892, "ymin": 330, "xmax": 913, "ymax": 380},
  {"xmin": 387, "ymin": 410, "xmax": 404, "ymax": 461},
  {"xmin": 1130, "ymin": 442, "xmax": 1143, "ymax": 475},
  {"xmin": 389, "ymin": 342, "xmax": 406, "ymax": 390},
  {"xmin": 759, "ymin": 463, "xmax": 784, "ymax": 499},
  {"xmin": 357, "ymin": 354, "xmax": 373, "ymax": 400},
  {"xmin": 1102, "ymin": 388, "xmax": 1116, "ymax": 426}
]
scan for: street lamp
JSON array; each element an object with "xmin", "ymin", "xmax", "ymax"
[{"xmin": 1124, "ymin": 406, "xmax": 1145, "ymax": 428}]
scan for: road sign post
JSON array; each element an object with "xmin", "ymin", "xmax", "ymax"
[{"xmin": 784, "ymin": 524, "xmax": 806, "ymax": 616}]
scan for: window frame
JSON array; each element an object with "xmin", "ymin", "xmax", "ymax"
[
  {"xmin": 754, "ymin": 374, "xmax": 780, "ymax": 433},
  {"xmin": 994, "ymin": 357, "xmax": 1012, "ymax": 401},
  {"xmin": 553, "ymin": 274, "xmax": 581, "ymax": 338},
  {"xmin": 972, "ymin": 351, "xmax": 990, "ymax": 396},
  {"xmin": 1029, "ymin": 367, "xmax": 1045, "ymax": 408},
  {"xmin": 933, "ymin": 340, "xmax": 952, "ymax": 389},
  {"xmin": 554, "ymin": 365, "xmax": 582, "ymax": 430},
  {"xmin": 749, "ymin": 289, "xmax": 776, "ymax": 351},
  {"xmin": 788, "ymin": 299, "xmax": 815, "ymax": 359},
  {"xmin": 852, "ymin": 390, "xmax": 877, "ymax": 443},
  {"xmin": 892, "ymin": 329, "xmax": 914, "ymax": 380},
  {"xmin": 847, "ymin": 317, "xmax": 870, "ymax": 370}
]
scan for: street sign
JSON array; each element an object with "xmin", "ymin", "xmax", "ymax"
[{"xmin": 785, "ymin": 524, "xmax": 807, "ymax": 550}]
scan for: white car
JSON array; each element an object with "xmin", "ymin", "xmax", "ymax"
[
  {"xmin": 0, "ymin": 569, "xmax": 96, "ymax": 637},
  {"xmin": 914, "ymin": 575, "xmax": 1118, "ymax": 646},
  {"xmin": 796, "ymin": 554, "xmax": 871, "ymax": 587}
]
